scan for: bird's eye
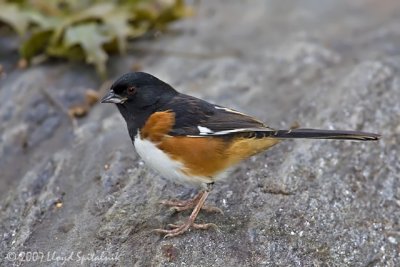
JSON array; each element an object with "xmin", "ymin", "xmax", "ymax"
[{"xmin": 127, "ymin": 86, "xmax": 136, "ymax": 95}]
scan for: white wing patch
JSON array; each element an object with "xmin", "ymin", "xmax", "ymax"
[
  {"xmin": 190, "ymin": 105, "xmax": 271, "ymax": 136},
  {"xmin": 201, "ymin": 128, "xmax": 272, "ymax": 136},
  {"xmin": 197, "ymin": 126, "xmax": 214, "ymax": 134},
  {"xmin": 214, "ymin": 105, "xmax": 248, "ymax": 116},
  {"xmin": 195, "ymin": 127, "xmax": 273, "ymax": 136}
]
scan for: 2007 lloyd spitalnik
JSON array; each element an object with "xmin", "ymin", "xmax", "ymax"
[{"xmin": 5, "ymin": 250, "xmax": 122, "ymax": 264}]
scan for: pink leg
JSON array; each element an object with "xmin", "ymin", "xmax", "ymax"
[
  {"xmin": 160, "ymin": 191, "xmax": 223, "ymax": 213},
  {"xmin": 154, "ymin": 190, "xmax": 218, "ymax": 238}
]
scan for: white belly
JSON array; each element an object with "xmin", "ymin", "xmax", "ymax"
[{"xmin": 134, "ymin": 134, "xmax": 211, "ymax": 187}]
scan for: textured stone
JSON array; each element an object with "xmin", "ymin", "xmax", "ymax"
[{"xmin": 1, "ymin": 1, "xmax": 400, "ymax": 266}]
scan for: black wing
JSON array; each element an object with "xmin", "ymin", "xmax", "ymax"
[{"xmin": 158, "ymin": 93, "xmax": 273, "ymax": 136}]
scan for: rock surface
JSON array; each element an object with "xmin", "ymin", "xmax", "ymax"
[{"xmin": 1, "ymin": 0, "xmax": 400, "ymax": 266}]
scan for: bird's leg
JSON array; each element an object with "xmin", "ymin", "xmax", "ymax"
[
  {"xmin": 159, "ymin": 191, "xmax": 203, "ymax": 210},
  {"xmin": 154, "ymin": 184, "xmax": 218, "ymax": 237},
  {"xmin": 159, "ymin": 184, "xmax": 223, "ymax": 213}
]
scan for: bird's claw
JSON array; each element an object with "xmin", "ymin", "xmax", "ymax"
[{"xmin": 154, "ymin": 221, "xmax": 218, "ymax": 238}]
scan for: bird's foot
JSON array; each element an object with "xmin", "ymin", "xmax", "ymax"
[
  {"xmin": 155, "ymin": 190, "xmax": 219, "ymax": 237},
  {"xmin": 154, "ymin": 221, "xmax": 218, "ymax": 238}
]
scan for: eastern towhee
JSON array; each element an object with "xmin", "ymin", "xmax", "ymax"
[{"xmin": 101, "ymin": 72, "xmax": 380, "ymax": 238}]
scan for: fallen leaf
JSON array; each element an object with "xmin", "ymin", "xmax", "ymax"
[
  {"xmin": 17, "ymin": 58, "xmax": 28, "ymax": 69},
  {"xmin": 64, "ymin": 23, "xmax": 112, "ymax": 76},
  {"xmin": 0, "ymin": 3, "xmax": 29, "ymax": 35},
  {"xmin": 68, "ymin": 105, "xmax": 88, "ymax": 118},
  {"xmin": 20, "ymin": 30, "xmax": 53, "ymax": 60},
  {"xmin": 0, "ymin": 0, "xmax": 190, "ymax": 77},
  {"xmin": 85, "ymin": 89, "xmax": 100, "ymax": 106}
]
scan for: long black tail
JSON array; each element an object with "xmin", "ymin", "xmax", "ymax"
[{"xmin": 265, "ymin": 128, "xmax": 380, "ymax": 141}]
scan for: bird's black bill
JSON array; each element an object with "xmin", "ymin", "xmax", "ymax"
[{"xmin": 101, "ymin": 90, "xmax": 127, "ymax": 104}]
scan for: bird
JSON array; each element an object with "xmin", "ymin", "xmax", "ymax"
[{"xmin": 101, "ymin": 72, "xmax": 380, "ymax": 238}]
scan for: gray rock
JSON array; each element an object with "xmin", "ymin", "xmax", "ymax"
[{"xmin": 1, "ymin": 1, "xmax": 399, "ymax": 266}]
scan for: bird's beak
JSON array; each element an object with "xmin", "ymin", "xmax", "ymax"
[{"xmin": 100, "ymin": 90, "xmax": 127, "ymax": 104}]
